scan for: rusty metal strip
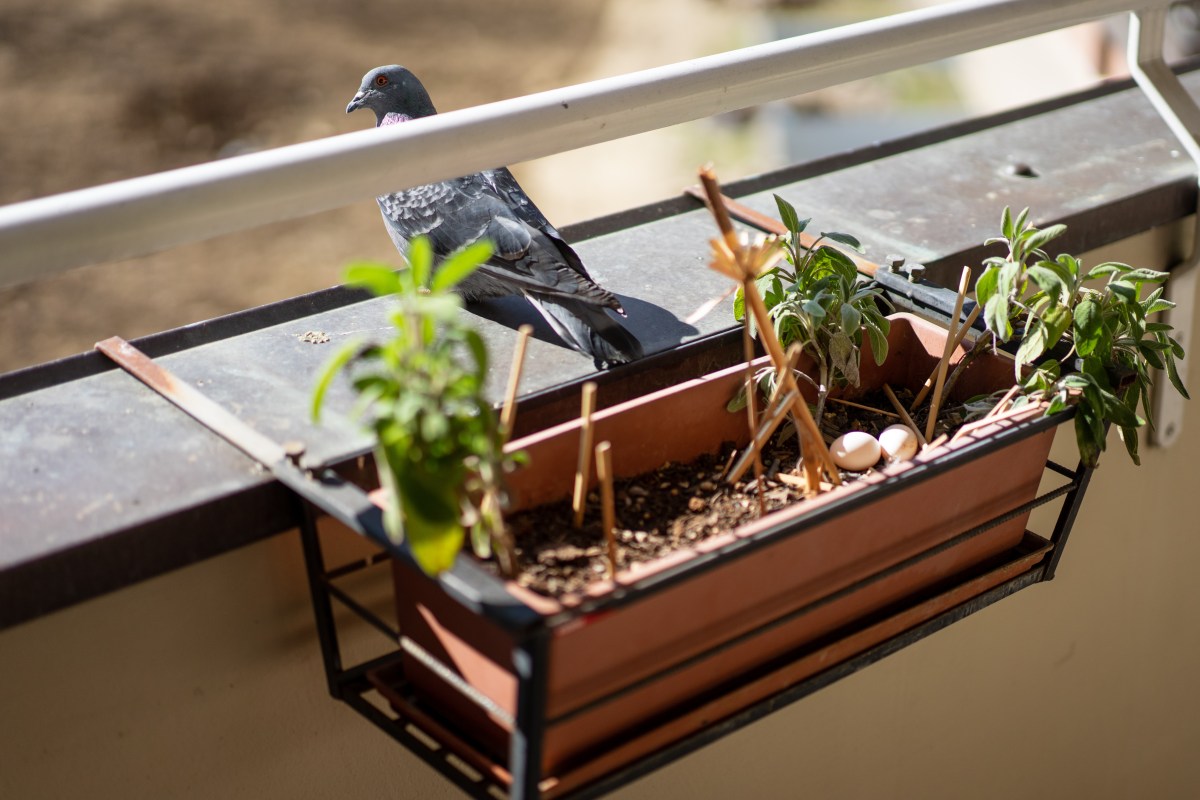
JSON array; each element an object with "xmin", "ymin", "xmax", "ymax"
[
  {"xmin": 95, "ymin": 336, "xmax": 288, "ymax": 468},
  {"xmin": 683, "ymin": 185, "xmax": 880, "ymax": 276}
]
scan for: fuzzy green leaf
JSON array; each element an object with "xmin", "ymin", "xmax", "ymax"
[
  {"xmin": 345, "ymin": 262, "xmax": 403, "ymax": 297},
  {"xmin": 820, "ymin": 231, "xmax": 864, "ymax": 254},
  {"xmin": 1026, "ymin": 264, "xmax": 1067, "ymax": 304},
  {"xmin": 311, "ymin": 339, "xmax": 363, "ymax": 421},
  {"xmin": 863, "ymin": 312, "xmax": 889, "ymax": 365},
  {"xmin": 1023, "ymin": 223, "xmax": 1067, "ymax": 256},
  {"xmin": 985, "ymin": 294, "xmax": 1013, "ymax": 342},
  {"xmin": 1073, "ymin": 297, "xmax": 1102, "ymax": 357},
  {"xmin": 432, "ymin": 241, "xmax": 492, "ymax": 292},
  {"xmin": 773, "ymin": 194, "xmax": 804, "ymax": 235},
  {"xmin": 975, "ymin": 266, "xmax": 1000, "ymax": 308},
  {"xmin": 1016, "ymin": 318, "xmax": 1048, "ymax": 366},
  {"xmin": 1120, "ymin": 267, "xmax": 1170, "ymax": 284}
]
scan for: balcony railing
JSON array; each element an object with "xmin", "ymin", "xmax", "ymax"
[{"xmin": 0, "ymin": 0, "xmax": 1186, "ymax": 288}]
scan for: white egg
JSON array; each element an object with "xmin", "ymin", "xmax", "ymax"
[
  {"xmin": 878, "ymin": 424, "xmax": 919, "ymax": 462},
  {"xmin": 830, "ymin": 430, "xmax": 882, "ymax": 472}
]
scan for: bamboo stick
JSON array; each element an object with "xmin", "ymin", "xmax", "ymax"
[
  {"xmin": 499, "ymin": 324, "xmax": 534, "ymax": 439},
  {"xmin": 571, "ymin": 382, "xmax": 598, "ymax": 528},
  {"xmin": 594, "ymin": 441, "xmax": 618, "ymax": 578},
  {"xmin": 742, "ymin": 313, "xmax": 767, "ymax": 516},
  {"xmin": 882, "ymin": 384, "xmax": 927, "ymax": 447},
  {"xmin": 924, "ymin": 267, "xmax": 971, "ymax": 442},
  {"xmin": 827, "ymin": 396, "xmax": 901, "ymax": 419},
  {"xmin": 910, "ymin": 304, "xmax": 981, "ymax": 410},
  {"xmin": 727, "ymin": 388, "xmax": 799, "ymax": 484}
]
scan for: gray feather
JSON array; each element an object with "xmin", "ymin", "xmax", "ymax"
[{"xmin": 348, "ymin": 65, "xmax": 642, "ymax": 366}]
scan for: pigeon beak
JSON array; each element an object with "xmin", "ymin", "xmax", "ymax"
[{"xmin": 346, "ymin": 92, "xmax": 366, "ymax": 114}]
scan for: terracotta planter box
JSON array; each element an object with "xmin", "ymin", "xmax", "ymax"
[{"xmin": 380, "ymin": 313, "xmax": 1065, "ymax": 794}]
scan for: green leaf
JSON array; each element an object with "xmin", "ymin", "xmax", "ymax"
[
  {"xmin": 997, "ymin": 260, "xmax": 1021, "ymax": 299},
  {"xmin": 1073, "ymin": 297, "xmax": 1102, "ymax": 357},
  {"xmin": 1001, "ymin": 206, "xmax": 1014, "ymax": 240},
  {"xmin": 821, "ymin": 231, "xmax": 864, "ymax": 253},
  {"xmin": 985, "ymin": 294, "xmax": 1013, "ymax": 342},
  {"xmin": 1121, "ymin": 267, "xmax": 1169, "ymax": 284},
  {"xmin": 1103, "ymin": 391, "xmax": 1143, "ymax": 428},
  {"xmin": 1085, "ymin": 262, "xmax": 1126, "ymax": 280},
  {"xmin": 840, "ymin": 303, "xmax": 862, "ymax": 333},
  {"xmin": 1109, "ymin": 281, "xmax": 1138, "ymax": 304},
  {"xmin": 1165, "ymin": 350, "xmax": 1191, "ymax": 399},
  {"xmin": 1023, "ymin": 223, "xmax": 1067, "ymax": 256},
  {"xmin": 1026, "ymin": 264, "xmax": 1066, "ymax": 304},
  {"xmin": 1016, "ymin": 318, "xmax": 1048, "ymax": 366},
  {"xmin": 407, "ymin": 237, "xmax": 434, "ymax": 289},
  {"xmin": 862, "ymin": 312, "xmax": 889, "ymax": 365},
  {"xmin": 1012, "ymin": 208, "xmax": 1030, "ymax": 238},
  {"xmin": 345, "ymin": 262, "xmax": 403, "ymax": 297},
  {"xmin": 802, "ymin": 298, "xmax": 827, "ymax": 318},
  {"xmin": 726, "ymin": 384, "xmax": 748, "ymax": 413},
  {"xmin": 1144, "ymin": 298, "xmax": 1175, "ymax": 316},
  {"xmin": 432, "ymin": 241, "xmax": 493, "ymax": 292},
  {"xmin": 975, "ymin": 266, "xmax": 1000, "ymax": 308},
  {"xmin": 1073, "ymin": 407, "xmax": 1102, "ymax": 468},
  {"xmin": 310, "ymin": 339, "xmax": 363, "ymax": 421},
  {"xmin": 1118, "ymin": 425, "xmax": 1141, "ymax": 466},
  {"xmin": 773, "ymin": 194, "xmax": 805, "ymax": 235},
  {"xmin": 1042, "ymin": 305, "xmax": 1073, "ymax": 345}
]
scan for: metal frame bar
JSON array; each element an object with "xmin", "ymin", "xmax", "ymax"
[
  {"xmin": 303, "ymin": 453, "xmax": 1087, "ymax": 800},
  {"xmin": 0, "ymin": 0, "xmax": 1157, "ymax": 286}
]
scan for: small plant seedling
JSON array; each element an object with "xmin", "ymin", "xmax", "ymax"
[
  {"xmin": 735, "ymin": 194, "xmax": 892, "ymax": 425},
  {"xmin": 311, "ymin": 237, "xmax": 522, "ymax": 576},
  {"xmin": 974, "ymin": 207, "xmax": 1189, "ymax": 466}
]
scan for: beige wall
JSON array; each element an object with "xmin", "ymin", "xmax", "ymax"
[{"xmin": 3, "ymin": 229, "xmax": 1198, "ymax": 799}]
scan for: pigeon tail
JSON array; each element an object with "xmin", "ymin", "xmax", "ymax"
[{"xmin": 527, "ymin": 294, "xmax": 644, "ymax": 369}]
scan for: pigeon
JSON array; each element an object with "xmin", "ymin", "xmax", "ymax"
[{"xmin": 346, "ymin": 65, "xmax": 643, "ymax": 368}]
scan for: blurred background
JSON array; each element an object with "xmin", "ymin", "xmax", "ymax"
[{"xmin": 2, "ymin": 0, "xmax": 1193, "ymax": 373}]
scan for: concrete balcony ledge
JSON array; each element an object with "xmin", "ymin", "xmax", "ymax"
[{"xmin": 2, "ymin": 67, "xmax": 1199, "ymax": 631}]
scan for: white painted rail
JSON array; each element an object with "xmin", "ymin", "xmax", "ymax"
[{"xmin": 0, "ymin": 0, "xmax": 1162, "ymax": 287}]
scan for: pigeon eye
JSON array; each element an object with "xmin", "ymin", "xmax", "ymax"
[{"xmin": 374, "ymin": 75, "xmax": 389, "ymax": 88}]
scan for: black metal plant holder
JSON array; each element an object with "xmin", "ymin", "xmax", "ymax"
[
  {"xmin": 283, "ymin": 273, "xmax": 1101, "ymax": 800},
  {"xmin": 292, "ymin": 426, "xmax": 1094, "ymax": 800}
]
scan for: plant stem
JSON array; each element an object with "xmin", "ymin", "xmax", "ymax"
[
  {"xmin": 814, "ymin": 360, "xmax": 830, "ymax": 432},
  {"xmin": 939, "ymin": 329, "xmax": 995, "ymax": 407}
]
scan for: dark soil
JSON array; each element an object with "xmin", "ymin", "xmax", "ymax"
[{"xmin": 504, "ymin": 387, "xmax": 973, "ymax": 599}]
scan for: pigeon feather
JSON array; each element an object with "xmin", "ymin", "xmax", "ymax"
[{"xmin": 347, "ymin": 65, "xmax": 643, "ymax": 367}]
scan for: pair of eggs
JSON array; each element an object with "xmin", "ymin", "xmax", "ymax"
[{"xmin": 830, "ymin": 425, "xmax": 919, "ymax": 472}]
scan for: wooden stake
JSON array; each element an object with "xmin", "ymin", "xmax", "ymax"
[
  {"xmin": 571, "ymin": 382, "xmax": 598, "ymax": 528},
  {"xmin": 742, "ymin": 301, "xmax": 767, "ymax": 516},
  {"xmin": 594, "ymin": 441, "xmax": 619, "ymax": 578},
  {"xmin": 910, "ymin": 304, "xmax": 982, "ymax": 410},
  {"xmin": 826, "ymin": 396, "xmax": 901, "ymax": 419},
  {"xmin": 499, "ymin": 324, "xmax": 534, "ymax": 439},
  {"xmin": 924, "ymin": 267, "xmax": 972, "ymax": 442},
  {"xmin": 883, "ymin": 384, "xmax": 927, "ymax": 447}
]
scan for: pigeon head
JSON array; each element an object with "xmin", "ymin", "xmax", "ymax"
[{"xmin": 346, "ymin": 65, "xmax": 438, "ymax": 126}]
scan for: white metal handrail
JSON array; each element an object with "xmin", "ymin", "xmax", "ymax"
[{"xmin": 0, "ymin": 0, "xmax": 1153, "ymax": 288}]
